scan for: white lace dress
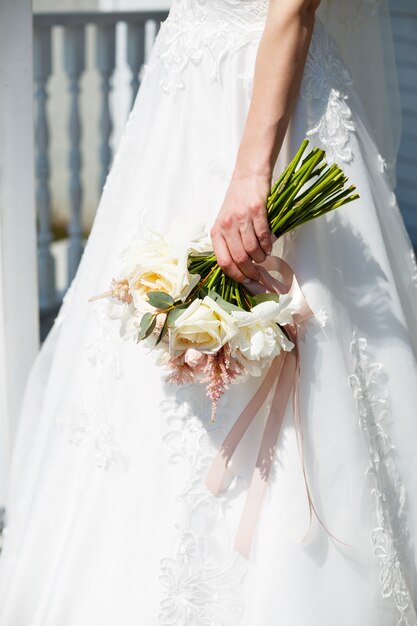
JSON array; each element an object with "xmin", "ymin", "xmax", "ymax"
[{"xmin": 1, "ymin": 1, "xmax": 417, "ymax": 624}]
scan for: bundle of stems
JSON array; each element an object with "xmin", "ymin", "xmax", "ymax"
[{"xmin": 188, "ymin": 139, "xmax": 359, "ymax": 309}]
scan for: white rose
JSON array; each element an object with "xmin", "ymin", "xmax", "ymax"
[
  {"xmin": 230, "ymin": 299, "xmax": 295, "ymax": 364},
  {"xmin": 169, "ymin": 296, "xmax": 238, "ymax": 356}
]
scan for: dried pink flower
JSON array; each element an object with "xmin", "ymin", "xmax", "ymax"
[
  {"xmin": 166, "ymin": 353, "xmax": 197, "ymax": 386},
  {"xmin": 201, "ymin": 345, "xmax": 244, "ymax": 423},
  {"xmin": 166, "ymin": 345, "xmax": 243, "ymax": 422},
  {"xmin": 89, "ymin": 278, "xmax": 133, "ymax": 304}
]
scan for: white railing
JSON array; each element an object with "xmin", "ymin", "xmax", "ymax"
[{"xmin": 33, "ymin": 10, "xmax": 168, "ymax": 338}]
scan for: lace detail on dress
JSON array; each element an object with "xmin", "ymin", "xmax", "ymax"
[
  {"xmin": 85, "ymin": 301, "xmax": 124, "ymax": 386},
  {"xmin": 54, "ymin": 399, "xmax": 123, "ymax": 470},
  {"xmin": 158, "ymin": 388, "xmax": 248, "ymax": 625},
  {"xmin": 306, "ymin": 89, "xmax": 355, "ymax": 164},
  {"xmin": 301, "ymin": 22, "xmax": 356, "ymax": 165},
  {"xmin": 54, "ymin": 301, "xmax": 125, "ymax": 470},
  {"xmin": 349, "ymin": 333, "xmax": 417, "ymax": 626},
  {"xmin": 146, "ymin": 0, "xmax": 268, "ymax": 93}
]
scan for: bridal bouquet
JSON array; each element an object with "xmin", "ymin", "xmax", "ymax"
[{"xmin": 91, "ymin": 140, "xmax": 358, "ymax": 421}]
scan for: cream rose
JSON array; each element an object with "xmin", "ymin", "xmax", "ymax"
[
  {"xmin": 120, "ymin": 230, "xmax": 201, "ymax": 313},
  {"xmin": 169, "ymin": 296, "xmax": 238, "ymax": 356},
  {"xmin": 128, "ymin": 260, "xmax": 184, "ymax": 312}
]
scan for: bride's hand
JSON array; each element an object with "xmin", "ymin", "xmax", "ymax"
[{"xmin": 210, "ymin": 171, "xmax": 273, "ymax": 283}]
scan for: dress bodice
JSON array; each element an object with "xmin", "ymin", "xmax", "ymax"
[{"xmin": 168, "ymin": 0, "xmax": 269, "ymax": 26}]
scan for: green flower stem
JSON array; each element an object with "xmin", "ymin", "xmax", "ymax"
[
  {"xmin": 188, "ymin": 258, "xmax": 216, "ymax": 276},
  {"xmin": 267, "ymin": 141, "xmax": 309, "ymax": 208},
  {"xmin": 205, "ymin": 265, "xmax": 222, "ymax": 290},
  {"xmin": 187, "ymin": 140, "xmax": 359, "ymax": 309},
  {"xmin": 269, "ymin": 153, "xmax": 325, "ymax": 220}
]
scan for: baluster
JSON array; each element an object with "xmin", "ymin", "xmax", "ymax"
[
  {"xmin": 127, "ymin": 21, "xmax": 146, "ymax": 109},
  {"xmin": 34, "ymin": 25, "xmax": 56, "ymax": 308},
  {"xmin": 155, "ymin": 18, "xmax": 164, "ymax": 37},
  {"xmin": 147, "ymin": 20, "xmax": 159, "ymax": 55},
  {"xmin": 64, "ymin": 24, "xmax": 85, "ymax": 284},
  {"xmin": 96, "ymin": 22, "xmax": 116, "ymax": 194}
]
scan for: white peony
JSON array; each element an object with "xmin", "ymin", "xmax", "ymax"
[
  {"xmin": 230, "ymin": 299, "xmax": 295, "ymax": 369},
  {"xmin": 169, "ymin": 296, "xmax": 238, "ymax": 357},
  {"xmin": 262, "ymin": 294, "xmax": 296, "ymax": 326}
]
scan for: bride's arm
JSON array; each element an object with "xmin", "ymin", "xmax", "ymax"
[{"xmin": 211, "ymin": 0, "xmax": 320, "ymax": 283}]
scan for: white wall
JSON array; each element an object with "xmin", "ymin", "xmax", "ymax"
[{"xmin": 0, "ymin": 0, "xmax": 39, "ymax": 505}]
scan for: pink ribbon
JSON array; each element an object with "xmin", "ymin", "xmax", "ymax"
[{"xmin": 205, "ymin": 256, "xmax": 342, "ymax": 558}]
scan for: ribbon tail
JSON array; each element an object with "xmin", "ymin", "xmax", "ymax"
[
  {"xmin": 291, "ymin": 344, "xmax": 313, "ymax": 538},
  {"xmin": 205, "ymin": 355, "xmax": 284, "ymax": 496},
  {"xmin": 291, "ymin": 343, "xmax": 352, "ymax": 549},
  {"xmin": 234, "ymin": 350, "xmax": 297, "ymax": 558},
  {"xmin": 204, "ymin": 254, "xmax": 350, "ymax": 557}
]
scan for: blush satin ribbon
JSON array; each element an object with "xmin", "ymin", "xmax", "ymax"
[{"xmin": 205, "ymin": 255, "xmax": 335, "ymax": 559}]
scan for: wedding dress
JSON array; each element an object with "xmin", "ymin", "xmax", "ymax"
[{"xmin": 1, "ymin": 1, "xmax": 417, "ymax": 624}]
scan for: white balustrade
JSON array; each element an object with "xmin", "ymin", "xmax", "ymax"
[
  {"xmin": 34, "ymin": 24, "xmax": 57, "ymax": 310},
  {"xmin": 96, "ymin": 23, "xmax": 116, "ymax": 194},
  {"xmin": 64, "ymin": 24, "xmax": 86, "ymax": 284},
  {"xmin": 127, "ymin": 22, "xmax": 146, "ymax": 108},
  {"xmin": 33, "ymin": 10, "xmax": 168, "ymax": 337}
]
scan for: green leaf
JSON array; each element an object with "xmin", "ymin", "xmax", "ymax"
[
  {"xmin": 137, "ymin": 312, "xmax": 156, "ymax": 341},
  {"xmin": 252, "ymin": 293, "xmax": 281, "ymax": 306},
  {"xmin": 147, "ymin": 291, "xmax": 175, "ymax": 309},
  {"xmin": 206, "ymin": 289, "xmax": 242, "ymax": 313},
  {"xmin": 167, "ymin": 307, "xmax": 187, "ymax": 328}
]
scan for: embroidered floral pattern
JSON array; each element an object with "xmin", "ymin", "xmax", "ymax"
[
  {"xmin": 54, "ymin": 300, "xmax": 125, "ymax": 470},
  {"xmin": 158, "ymin": 389, "xmax": 248, "ymax": 625},
  {"xmin": 85, "ymin": 300, "xmax": 124, "ymax": 386},
  {"xmin": 301, "ymin": 25, "xmax": 353, "ymax": 102},
  {"xmin": 54, "ymin": 400, "xmax": 123, "ymax": 470},
  {"xmin": 149, "ymin": 1, "xmax": 358, "ymax": 168},
  {"xmin": 319, "ymin": 0, "xmax": 382, "ymax": 31},
  {"xmin": 349, "ymin": 333, "xmax": 417, "ymax": 626},
  {"xmin": 301, "ymin": 22, "xmax": 356, "ymax": 165},
  {"xmin": 307, "ymin": 89, "xmax": 355, "ymax": 164},
  {"xmin": 146, "ymin": 0, "xmax": 268, "ymax": 92}
]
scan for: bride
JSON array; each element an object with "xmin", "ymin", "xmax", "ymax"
[{"xmin": 1, "ymin": 0, "xmax": 417, "ymax": 624}]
